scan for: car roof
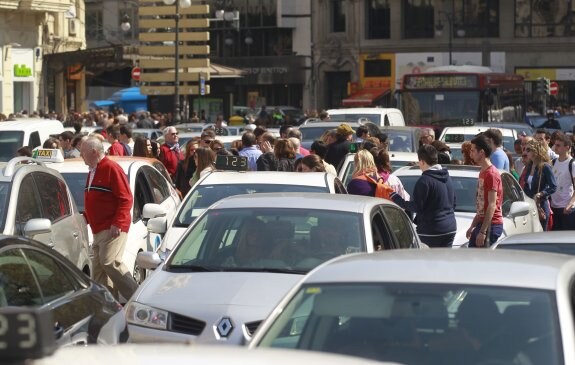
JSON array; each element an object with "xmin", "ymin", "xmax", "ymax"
[
  {"xmin": 211, "ymin": 192, "xmax": 394, "ymax": 213},
  {"xmin": 393, "ymin": 164, "xmax": 481, "ymax": 177},
  {"xmin": 441, "ymin": 126, "xmax": 515, "ymax": 136},
  {"xmin": 48, "ymin": 156, "xmax": 152, "ymax": 175},
  {"xmin": 343, "ymin": 152, "xmax": 418, "ymax": 163},
  {"xmin": 201, "ymin": 171, "xmax": 334, "ymax": 187},
  {"xmin": 298, "ymin": 121, "xmax": 365, "ymax": 128},
  {"xmin": 0, "ymin": 119, "xmax": 63, "ymax": 130},
  {"xmin": 0, "ymin": 157, "xmax": 67, "ymax": 182},
  {"xmin": 304, "ymin": 249, "xmax": 575, "ymax": 290},
  {"xmin": 497, "ymin": 231, "xmax": 575, "ymax": 245}
]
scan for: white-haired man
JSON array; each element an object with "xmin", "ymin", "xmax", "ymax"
[{"xmin": 81, "ymin": 136, "xmax": 138, "ymax": 301}]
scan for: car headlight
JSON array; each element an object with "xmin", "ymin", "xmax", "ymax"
[{"xmin": 125, "ymin": 302, "xmax": 168, "ymax": 330}]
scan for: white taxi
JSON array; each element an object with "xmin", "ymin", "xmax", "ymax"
[
  {"xmin": 48, "ymin": 156, "xmax": 181, "ymax": 283},
  {"xmin": 150, "ymin": 167, "xmax": 348, "ymax": 258},
  {"xmin": 0, "ymin": 150, "xmax": 91, "ymax": 273}
]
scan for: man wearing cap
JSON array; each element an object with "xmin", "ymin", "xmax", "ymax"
[{"xmin": 325, "ymin": 124, "xmax": 354, "ymax": 171}]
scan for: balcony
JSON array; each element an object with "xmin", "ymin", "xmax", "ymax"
[{"xmin": 9, "ymin": 0, "xmax": 71, "ymax": 13}]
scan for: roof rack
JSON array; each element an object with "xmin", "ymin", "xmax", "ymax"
[{"xmin": 4, "ymin": 156, "xmax": 46, "ymax": 177}]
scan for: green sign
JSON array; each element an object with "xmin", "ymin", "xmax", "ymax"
[{"xmin": 14, "ymin": 64, "xmax": 32, "ymax": 77}]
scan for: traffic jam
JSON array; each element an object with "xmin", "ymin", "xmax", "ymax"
[{"xmin": 2, "ymin": 67, "xmax": 575, "ymax": 365}]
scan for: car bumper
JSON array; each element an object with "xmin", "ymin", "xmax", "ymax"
[{"xmin": 128, "ymin": 324, "xmax": 196, "ymax": 344}]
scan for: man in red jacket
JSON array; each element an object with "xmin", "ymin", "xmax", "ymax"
[
  {"xmin": 160, "ymin": 126, "xmax": 182, "ymax": 179},
  {"xmin": 81, "ymin": 136, "xmax": 138, "ymax": 301}
]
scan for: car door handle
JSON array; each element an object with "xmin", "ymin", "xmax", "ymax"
[{"xmin": 72, "ymin": 232, "xmax": 79, "ymax": 238}]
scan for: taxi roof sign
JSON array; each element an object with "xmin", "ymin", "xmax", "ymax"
[{"xmin": 32, "ymin": 148, "xmax": 65, "ymax": 163}]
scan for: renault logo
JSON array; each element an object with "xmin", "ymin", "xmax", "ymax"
[{"xmin": 216, "ymin": 317, "xmax": 234, "ymax": 337}]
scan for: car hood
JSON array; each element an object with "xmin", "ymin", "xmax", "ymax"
[{"xmin": 135, "ymin": 269, "xmax": 302, "ymax": 310}]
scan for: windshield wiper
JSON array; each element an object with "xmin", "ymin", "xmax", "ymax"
[{"xmin": 167, "ymin": 264, "xmax": 217, "ymax": 272}]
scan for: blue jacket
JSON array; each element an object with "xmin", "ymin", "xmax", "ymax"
[
  {"xmin": 391, "ymin": 166, "xmax": 457, "ymax": 236},
  {"xmin": 522, "ymin": 162, "xmax": 557, "ymax": 200}
]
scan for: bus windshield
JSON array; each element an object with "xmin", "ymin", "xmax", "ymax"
[{"xmin": 401, "ymin": 90, "xmax": 480, "ymax": 126}]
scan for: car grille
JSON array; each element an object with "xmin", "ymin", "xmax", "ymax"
[
  {"xmin": 169, "ymin": 313, "xmax": 206, "ymax": 336},
  {"xmin": 244, "ymin": 320, "xmax": 262, "ymax": 337}
]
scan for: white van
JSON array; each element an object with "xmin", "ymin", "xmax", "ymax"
[
  {"xmin": 327, "ymin": 107, "xmax": 405, "ymax": 127},
  {"xmin": 0, "ymin": 118, "xmax": 64, "ymax": 161}
]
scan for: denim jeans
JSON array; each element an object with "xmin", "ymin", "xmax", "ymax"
[{"xmin": 468, "ymin": 223, "xmax": 504, "ymax": 248}]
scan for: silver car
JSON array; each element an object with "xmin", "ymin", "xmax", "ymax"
[
  {"xmin": 251, "ymin": 249, "xmax": 575, "ymax": 365},
  {"xmin": 494, "ymin": 231, "xmax": 575, "ymax": 255},
  {"xmin": 127, "ymin": 193, "xmax": 422, "ymax": 344}
]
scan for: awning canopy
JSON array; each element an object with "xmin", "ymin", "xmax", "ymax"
[{"xmin": 342, "ymin": 88, "xmax": 390, "ymax": 107}]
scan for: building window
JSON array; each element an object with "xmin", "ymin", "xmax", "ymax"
[
  {"xmin": 85, "ymin": 9, "xmax": 104, "ymax": 41},
  {"xmin": 455, "ymin": 0, "xmax": 499, "ymax": 38},
  {"xmin": 236, "ymin": 0, "xmax": 277, "ymax": 28},
  {"xmin": 403, "ymin": 0, "xmax": 435, "ymax": 38},
  {"xmin": 367, "ymin": 0, "xmax": 390, "ymax": 39},
  {"xmin": 364, "ymin": 60, "xmax": 392, "ymax": 78},
  {"xmin": 515, "ymin": 0, "xmax": 575, "ymax": 37},
  {"xmin": 331, "ymin": 0, "xmax": 346, "ymax": 33}
]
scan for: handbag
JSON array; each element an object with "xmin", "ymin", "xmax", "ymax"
[{"xmin": 536, "ymin": 169, "xmax": 546, "ymax": 221}]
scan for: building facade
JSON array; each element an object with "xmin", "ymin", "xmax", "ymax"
[
  {"xmin": 0, "ymin": 0, "xmax": 85, "ymax": 115},
  {"xmin": 312, "ymin": 0, "xmax": 575, "ymax": 110}
]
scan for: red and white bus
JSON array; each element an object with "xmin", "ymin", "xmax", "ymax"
[{"xmin": 398, "ymin": 66, "xmax": 525, "ymax": 128}]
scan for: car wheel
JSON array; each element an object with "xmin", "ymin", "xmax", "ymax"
[{"xmin": 133, "ymin": 254, "xmax": 146, "ymax": 285}]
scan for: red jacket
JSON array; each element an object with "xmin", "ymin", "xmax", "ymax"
[
  {"xmin": 84, "ymin": 157, "xmax": 133, "ymax": 234},
  {"xmin": 108, "ymin": 141, "xmax": 125, "ymax": 156},
  {"xmin": 160, "ymin": 143, "xmax": 182, "ymax": 178}
]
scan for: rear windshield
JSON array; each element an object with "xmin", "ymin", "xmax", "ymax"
[{"xmin": 0, "ymin": 131, "xmax": 24, "ymax": 162}]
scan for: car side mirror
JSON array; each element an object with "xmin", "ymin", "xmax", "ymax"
[
  {"xmin": 23, "ymin": 219, "xmax": 52, "ymax": 238},
  {"xmin": 136, "ymin": 251, "xmax": 162, "ymax": 270},
  {"xmin": 508, "ymin": 201, "xmax": 530, "ymax": 218},
  {"xmin": 143, "ymin": 203, "xmax": 166, "ymax": 220},
  {"xmin": 147, "ymin": 217, "xmax": 167, "ymax": 234}
]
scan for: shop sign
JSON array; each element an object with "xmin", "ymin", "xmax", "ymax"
[{"xmin": 14, "ymin": 64, "xmax": 32, "ymax": 77}]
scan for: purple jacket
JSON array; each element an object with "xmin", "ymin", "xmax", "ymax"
[{"xmin": 347, "ymin": 178, "xmax": 376, "ymax": 197}]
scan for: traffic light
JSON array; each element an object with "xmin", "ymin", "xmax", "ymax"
[
  {"xmin": 536, "ymin": 77, "xmax": 545, "ymax": 94},
  {"xmin": 543, "ymin": 78, "xmax": 551, "ymax": 95}
]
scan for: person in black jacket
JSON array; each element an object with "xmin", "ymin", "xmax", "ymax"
[
  {"xmin": 390, "ymin": 144, "xmax": 457, "ymax": 247},
  {"xmin": 324, "ymin": 124, "xmax": 354, "ymax": 171}
]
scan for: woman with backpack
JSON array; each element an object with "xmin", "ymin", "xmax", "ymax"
[
  {"xmin": 389, "ymin": 145, "xmax": 457, "ymax": 248},
  {"xmin": 346, "ymin": 149, "xmax": 385, "ymax": 197}
]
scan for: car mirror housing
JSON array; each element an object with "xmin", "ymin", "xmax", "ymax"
[
  {"xmin": 136, "ymin": 251, "xmax": 162, "ymax": 270},
  {"xmin": 147, "ymin": 217, "xmax": 167, "ymax": 234},
  {"xmin": 508, "ymin": 201, "xmax": 530, "ymax": 218},
  {"xmin": 23, "ymin": 219, "xmax": 52, "ymax": 238},
  {"xmin": 143, "ymin": 203, "xmax": 167, "ymax": 220}
]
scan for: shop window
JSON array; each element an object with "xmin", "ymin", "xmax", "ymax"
[
  {"xmin": 366, "ymin": 0, "xmax": 391, "ymax": 39},
  {"xmin": 515, "ymin": 0, "xmax": 575, "ymax": 37},
  {"xmin": 331, "ymin": 0, "xmax": 346, "ymax": 33},
  {"xmin": 454, "ymin": 0, "xmax": 499, "ymax": 38},
  {"xmin": 403, "ymin": 0, "xmax": 435, "ymax": 39},
  {"xmin": 364, "ymin": 59, "xmax": 392, "ymax": 78}
]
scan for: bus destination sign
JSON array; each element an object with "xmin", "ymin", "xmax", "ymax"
[{"xmin": 404, "ymin": 75, "xmax": 478, "ymax": 89}]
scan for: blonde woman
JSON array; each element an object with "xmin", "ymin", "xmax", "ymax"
[
  {"xmin": 522, "ymin": 139, "xmax": 557, "ymax": 231},
  {"xmin": 347, "ymin": 149, "xmax": 380, "ymax": 197},
  {"xmin": 189, "ymin": 147, "xmax": 215, "ymax": 187}
]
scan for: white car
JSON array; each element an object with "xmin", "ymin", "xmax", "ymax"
[
  {"xmin": 48, "ymin": 156, "xmax": 181, "ymax": 283},
  {"xmin": 493, "ymin": 231, "xmax": 575, "ymax": 255},
  {"xmin": 327, "ymin": 107, "xmax": 406, "ymax": 127},
  {"xmin": 251, "ymin": 249, "xmax": 575, "ymax": 365},
  {"xmin": 338, "ymin": 152, "xmax": 418, "ymax": 186},
  {"xmin": 151, "ymin": 171, "xmax": 348, "ymax": 258},
  {"xmin": 393, "ymin": 164, "xmax": 543, "ymax": 247},
  {"xmin": 129, "ymin": 193, "xmax": 423, "ymax": 344},
  {"xmin": 0, "ymin": 151, "xmax": 91, "ymax": 273},
  {"xmin": 439, "ymin": 125, "xmax": 518, "ymax": 152},
  {"xmin": 0, "ymin": 119, "xmax": 64, "ymax": 161}
]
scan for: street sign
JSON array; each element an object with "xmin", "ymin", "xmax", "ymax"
[
  {"xmin": 131, "ymin": 67, "xmax": 141, "ymax": 81},
  {"xmin": 200, "ymin": 74, "xmax": 206, "ymax": 96},
  {"xmin": 550, "ymin": 81, "xmax": 559, "ymax": 96}
]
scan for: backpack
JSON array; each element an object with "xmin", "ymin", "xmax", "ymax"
[
  {"xmin": 552, "ymin": 157, "xmax": 575, "ymax": 189},
  {"xmin": 357, "ymin": 173, "xmax": 393, "ymax": 199}
]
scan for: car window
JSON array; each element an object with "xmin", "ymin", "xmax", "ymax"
[
  {"xmin": 15, "ymin": 175, "xmax": 43, "ymax": 234},
  {"xmin": 0, "ymin": 248, "xmax": 42, "ymax": 306},
  {"xmin": 33, "ymin": 172, "xmax": 70, "ymax": 222},
  {"xmin": 371, "ymin": 210, "xmax": 394, "ymax": 250},
  {"xmin": 143, "ymin": 166, "xmax": 171, "ymax": 204},
  {"xmin": 28, "ymin": 131, "xmax": 41, "ymax": 149},
  {"xmin": 501, "ymin": 173, "xmax": 522, "ymax": 216},
  {"xmin": 0, "ymin": 131, "xmax": 24, "ymax": 162},
  {"xmin": 258, "ymin": 284, "xmax": 562, "ymax": 365},
  {"xmin": 398, "ymin": 175, "xmax": 476, "ymax": 213},
  {"xmin": 23, "ymin": 249, "xmax": 76, "ymax": 303},
  {"xmin": 169, "ymin": 208, "xmax": 365, "ymax": 273},
  {"xmin": 382, "ymin": 206, "xmax": 416, "ymax": 248},
  {"xmin": 133, "ymin": 173, "xmax": 153, "ymax": 223},
  {"xmin": 334, "ymin": 178, "xmax": 347, "ymax": 194},
  {"xmin": 60, "ymin": 173, "xmax": 86, "ymax": 212}
]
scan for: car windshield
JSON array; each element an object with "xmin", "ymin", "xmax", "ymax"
[
  {"xmin": 398, "ymin": 175, "xmax": 476, "ymax": 213},
  {"xmin": 497, "ymin": 243, "xmax": 575, "ymax": 256},
  {"xmin": 330, "ymin": 114, "xmax": 381, "ymax": 125},
  {"xmin": 174, "ymin": 184, "xmax": 328, "ymax": 227},
  {"xmin": 60, "ymin": 173, "xmax": 87, "ymax": 212},
  {"xmin": 167, "ymin": 208, "xmax": 365, "ymax": 273},
  {"xmin": 443, "ymin": 134, "xmax": 515, "ymax": 151},
  {"xmin": 0, "ymin": 131, "xmax": 24, "ymax": 162},
  {"xmin": 257, "ymin": 283, "xmax": 562, "ymax": 365},
  {"xmin": 0, "ymin": 182, "xmax": 10, "ymax": 231},
  {"xmin": 299, "ymin": 126, "xmax": 337, "ymax": 141},
  {"xmin": 386, "ymin": 131, "xmax": 415, "ymax": 152}
]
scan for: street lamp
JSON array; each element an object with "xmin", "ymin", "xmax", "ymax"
[
  {"xmin": 163, "ymin": 0, "xmax": 191, "ymax": 123},
  {"xmin": 120, "ymin": 14, "xmax": 131, "ymax": 32},
  {"xmin": 435, "ymin": 11, "xmax": 465, "ymax": 65}
]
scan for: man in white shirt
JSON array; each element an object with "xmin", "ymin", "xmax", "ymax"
[{"xmin": 550, "ymin": 132, "xmax": 575, "ymax": 230}]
